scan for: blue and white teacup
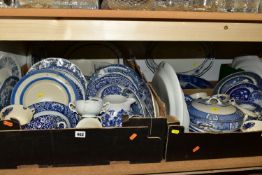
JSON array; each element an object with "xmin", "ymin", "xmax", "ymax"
[{"xmin": 241, "ymin": 120, "xmax": 262, "ymax": 132}]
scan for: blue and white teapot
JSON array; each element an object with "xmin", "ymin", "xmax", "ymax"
[
  {"xmin": 188, "ymin": 95, "xmax": 245, "ymax": 132},
  {"xmin": 100, "ymin": 95, "xmax": 136, "ymax": 127}
]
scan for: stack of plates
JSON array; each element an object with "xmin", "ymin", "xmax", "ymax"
[
  {"xmin": 11, "ymin": 58, "xmax": 86, "ymax": 129},
  {"xmin": 152, "ymin": 62, "xmax": 190, "ymax": 132},
  {"xmin": 87, "ymin": 64, "xmax": 155, "ymax": 118},
  {"xmin": 0, "ymin": 54, "xmax": 21, "ymax": 110},
  {"xmin": 213, "ymin": 71, "xmax": 262, "ymax": 123}
]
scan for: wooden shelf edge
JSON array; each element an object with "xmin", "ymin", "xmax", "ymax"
[
  {"xmin": 0, "ymin": 156, "xmax": 261, "ymax": 175},
  {"xmin": 1, "ymin": 8, "xmax": 262, "ymax": 22}
]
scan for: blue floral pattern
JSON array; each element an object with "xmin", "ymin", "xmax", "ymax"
[
  {"xmin": 100, "ymin": 109, "xmax": 126, "ymax": 127},
  {"xmin": 29, "ymin": 102, "xmax": 79, "ymax": 128},
  {"xmin": 0, "ymin": 76, "xmax": 19, "ymax": 110}
]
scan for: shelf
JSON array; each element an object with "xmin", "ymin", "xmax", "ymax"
[
  {"xmin": 1, "ymin": 9, "xmax": 262, "ymax": 21},
  {"xmin": 0, "ymin": 9, "xmax": 262, "ymax": 41},
  {"xmin": 0, "ymin": 156, "xmax": 261, "ymax": 175}
]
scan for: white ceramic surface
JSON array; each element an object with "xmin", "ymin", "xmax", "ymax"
[
  {"xmin": 70, "ymin": 98, "xmax": 103, "ymax": 118},
  {"xmin": 102, "ymin": 95, "xmax": 136, "ymax": 112},
  {"xmin": 241, "ymin": 120, "xmax": 262, "ymax": 132},
  {"xmin": 76, "ymin": 118, "xmax": 102, "ymax": 128},
  {"xmin": 232, "ymin": 55, "xmax": 262, "ymax": 77},
  {"xmin": 152, "ymin": 62, "xmax": 188, "ymax": 130},
  {"xmin": 12, "ymin": 72, "xmax": 77, "ymax": 107},
  {"xmin": 0, "ymin": 105, "xmax": 34, "ymax": 125},
  {"xmin": 190, "ymin": 92, "xmax": 208, "ymax": 99}
]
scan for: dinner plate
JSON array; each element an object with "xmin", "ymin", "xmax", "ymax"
[
  {"xmin": 29, "ymin": 58, "xmax": 87, "ymax": 90},
  {"xmin": 152, "ymin": 62, "xmax": 185, "ymax": 126},
  {"xmin": 0, "ymin": 76, "xmax": 19, "ymax": 110},
  {"xmin": 11, "ymin": 69, "xmax": 82, "ymax": 107},
  {"xmin": 213, "ymin": 71, "xmax": 262, "ymax": 94},
  {"xmin": 29, "ymin": 102, "xmax": 79, "ymax": 128}
]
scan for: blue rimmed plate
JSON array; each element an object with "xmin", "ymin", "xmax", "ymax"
[
  {"xmin": 213, "ymin": 71, "xmax": 262, "ymax": 94},
  {"xmin": 29, "ymin": 101, "xmax": 79, "ymax": 128},
  {"xmin": 28, "ymin": 58, "xmax": 87, "ymax": 91},
  {"xmin": 11, "ymin": 69, "xmax": 83, "ymax": 107}
]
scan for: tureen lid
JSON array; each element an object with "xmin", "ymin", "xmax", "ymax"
[{"xmin": 191, "ymin": 96, "xmax": 237, "ymax": 115}]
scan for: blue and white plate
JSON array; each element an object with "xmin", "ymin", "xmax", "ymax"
[
  {"xmin": 177, "ymin": 74, "xmax": 213, "ymax": 89},
  {"xmin": 94, "ymin": 64, "xmax": 143, "ymax": 88},
  {"xmin": 11, "ymin": 69, "xmax": 83, "ymax": 107},
  {"xmin": 225, "ymin": 83, "xmax": 260, "ymax": 103},
  {"xmin": 28, "ymin": 58, "xmax": 87, "ymax": 91},
  {"xmin": 248, "ymin": 90, "xmax": 262, "ymax": 107},
  {"xmin": 87, "ymin": 74, "xmax": 138, "ymax": 97},
  {"xmin": 0, "ymin": 55, "xmax": 21, "ymax": 79},
  {"xmin": 0, "ymin": 76, "xmax": 19, "ymax": 110},
  {"xmin": 91, "ymin": 65, "xmax": 155, "ymax": 118},
  {"xmin": 29, "ymin": 102, "xmax": 79, "ymax": 128},
  {"xmin": 213, "ymin": 71, "xmax": 262, "ymax": 94}
]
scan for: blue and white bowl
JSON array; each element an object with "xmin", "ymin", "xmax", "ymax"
[{"xmin": 188, "ymin": 96, "xmax": 245, "ymax": 132}]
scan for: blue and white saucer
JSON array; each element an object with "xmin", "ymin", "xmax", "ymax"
[
  {"xmin": 29, "ymin": 102, "xmax": 79, "ymax": 128},
  {"xmin": 213, "ymin": 71, "xmax": 262, "ymax": 94},
  {"xmin": 0, "ymin": 76, "xmax": 19, "ymax": 110},
  {"xmin": 248, "ymin": 90, "xmax": 262, "ymax": 107}
]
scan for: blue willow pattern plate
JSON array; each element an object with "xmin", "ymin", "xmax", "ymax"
[
  {"xmin": 87, "ymin": 74, "xmax": 138, "ymax": 97},
  {"xmin": 0, "ymin": 76, "xmax": 19, "ymax": 110},
  {"xmin": 28, "ymin": 58, "xmax": 87, "ymax": 90},
  {"xmin": 29, "ymin": 102, "xmax": 79, "ymax": 128},
  {"xmin": 213, "ymin": 71, "xmax": 262, "ymax": 94},
  {"xmin": 226, "ymin": 83, "xmax": 260, "ymax": 103}
]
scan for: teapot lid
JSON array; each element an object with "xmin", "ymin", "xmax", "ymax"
[{"xmin": 191, "ymin": 96, "xmax": 237, "ymax": 115}]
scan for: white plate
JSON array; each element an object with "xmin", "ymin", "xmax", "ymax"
[
  {"xmin": 152, "ymin": 62, "xmax": 185, "ymax": 125},
  {"xmin": 11, "ymin": 70, "xmax": 79, "ymax": 107}
]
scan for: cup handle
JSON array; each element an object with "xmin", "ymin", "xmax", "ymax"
[
  {"xmin": 101, "ymin": 102, "xmax": 110, "ymax": 113},
  {"xmin": 57, "ymin": 121, "xmax": 67, "ymax": 129},
  {"xmin": 69, "ymin": 102, "xmax": 77, "ymax": 113}
]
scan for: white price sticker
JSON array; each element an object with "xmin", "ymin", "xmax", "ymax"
[{"xmin": 75, "ymin": 131, "xmax": 86, "ymax": 138}]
